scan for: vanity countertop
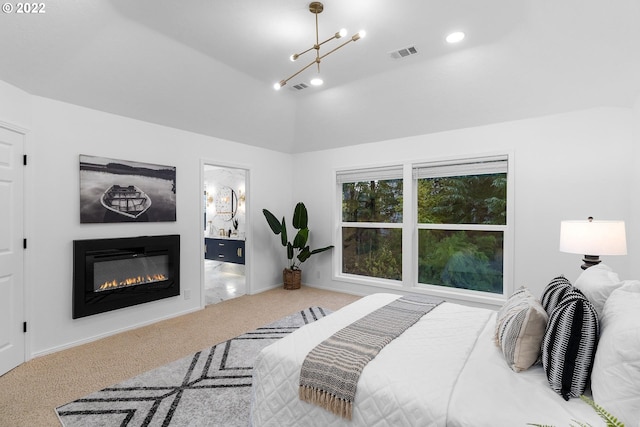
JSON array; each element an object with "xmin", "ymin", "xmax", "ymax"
[{"xmin": 206, "ymin": 235, "xmax": 245, "ymax": 241}]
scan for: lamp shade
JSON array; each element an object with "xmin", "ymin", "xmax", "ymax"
[{"xmin": 559, "ymin": 219, "xmax": 627, "ymax": 256}]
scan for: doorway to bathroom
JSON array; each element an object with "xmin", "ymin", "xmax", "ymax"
[{"xmin": 202, "ymin": 164, "xmax": 247, "ymax": 305}]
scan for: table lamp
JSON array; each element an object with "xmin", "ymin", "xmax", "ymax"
[{"xmin": 559, "ymin": 217, "xmax": 627, "ymax": 270}]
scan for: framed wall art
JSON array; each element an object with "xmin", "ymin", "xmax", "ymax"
[{"xmin": 79, "ymin": 155, "xmax": 176, "ymax": 223}]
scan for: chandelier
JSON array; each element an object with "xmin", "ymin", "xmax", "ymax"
[{"xmin": 273, "ymin": 2, "xmax": 366, "ymax": 90}]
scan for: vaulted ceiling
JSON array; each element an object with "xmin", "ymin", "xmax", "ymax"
[{"xmin": 1, "ymin": 0, "xmax": 639, "ymax": 153}]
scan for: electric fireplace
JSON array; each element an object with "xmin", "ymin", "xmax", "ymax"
[{"xmin": 73, "ymin": 235, "xmax": 180, "ymax": 319}]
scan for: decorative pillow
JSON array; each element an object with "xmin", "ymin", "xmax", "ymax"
[
  {"xmin": 591, "ymin": 280, "xmax": 640, "ymax": 425},
  {"xmin": 541, "ymin": 290, "xmax": 599, "ymax": 400},
  {"xmin": 495, "ymin": 287, "xmax": 548, "ymax": 372},
  {"xmin": 540, "ymin": 275, "xmax": 574, "ymax": 316},
  {"xmin": 494, "ymin": 287, "xmax": 530, "ymax": 339},
  {"xmin": 574, "ymin": 263, "xmax": 623, "ymax": 318}
]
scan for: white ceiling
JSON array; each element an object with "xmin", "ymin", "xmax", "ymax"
[{"xmin": 1, "ymin": 0, "xmax": 639, "ymax": 153}]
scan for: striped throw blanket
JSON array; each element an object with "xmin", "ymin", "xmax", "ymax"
[{"xmin": 299, "ymin": 295, "xmax": 443, "ymax": 419}]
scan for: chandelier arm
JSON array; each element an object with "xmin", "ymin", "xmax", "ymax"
[
  {"xmin": 317, "ymin": 33, "xmax": 341, "ymax": 48},
  {"xmin": 293, "ymin": 45, "xmax": 316, "ymax": 58},
  {"xmin": 292, "ymin": 32, "xmax": 338, "ymax": 60},
  {"xmin": 315, "ymin": 7, "xmax": 320, "ymax": 46},
  {"xmin": 280, "ymin": 58, "xmax": 318, "ymax": 87},
  {"xmin": 318, "ymin": 37, "xmax": 356, "ymax": 61},
  {"xmin": 315, "ymin": 10, "xmax": 320, "ymax": 64}
]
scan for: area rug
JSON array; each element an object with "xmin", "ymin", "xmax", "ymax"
[{"xmin": 55, "ymin": 307, "xmax": 331, "ymax": 427}]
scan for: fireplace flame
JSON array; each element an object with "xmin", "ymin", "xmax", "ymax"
[{"xmin": 98, "ymin": 274, "xmax": 167, "ymax": 291}]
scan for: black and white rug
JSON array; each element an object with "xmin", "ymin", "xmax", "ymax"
[{"xmin": 56, "ymin": 307, "xmax": 330, "ymax": 427}]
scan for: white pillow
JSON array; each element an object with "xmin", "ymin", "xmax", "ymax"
[
  {"xmin": 591, "ymin": 280, "xmax": 640, "ymax": 426},
  {"xmin": 574, "ymin": 263, "xmax": 623, "ymax": 318},
  {"xmin": 495, "ymin": 287, "xmax": 548, "ymax": 372}
]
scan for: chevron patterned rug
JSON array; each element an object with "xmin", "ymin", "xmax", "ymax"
[{"xmin": 56, "ymin": 307, "xmax": 330, "ymax": 427}]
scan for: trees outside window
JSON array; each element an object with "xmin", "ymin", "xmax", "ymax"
[
  {"xmin": 339, "ymin": 169, "xmax": 403, "ymax": 281},
  {"xmin": 415, "ymin": 158, "xmax": 508, "ymax": 294},
  {"xmin": 337, "ymin": 156, "xmax": 510, "ymax": 298}
]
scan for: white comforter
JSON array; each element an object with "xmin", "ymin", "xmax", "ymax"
[{"xmin": 250, "ymin": 293, "xmax": 604, "ymax": 427}]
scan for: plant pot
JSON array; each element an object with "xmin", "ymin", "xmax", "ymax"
[{"xmin": 283, "ymin": 268, "xmax": 302, "ymax": 290}]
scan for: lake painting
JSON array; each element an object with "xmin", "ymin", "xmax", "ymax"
[{"xmin": 79, "ymin": 155, "xmax": 176, "ymax": 223}]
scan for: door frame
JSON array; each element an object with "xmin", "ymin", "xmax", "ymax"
[
  {"xmin": 200, "ymin": 159, "xmax": 251, "ymax": 307},
  {"xmin": 0, "ymin": 120, "xmax": 31, "ymax": 373}
]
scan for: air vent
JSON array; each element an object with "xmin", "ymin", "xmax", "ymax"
[
  {"xmin": 389, "ymin": 45, "xmax": 418, "ymax": 60},
  {"xmin": 291, "ymin": 82, "xmax": 309, "ymax": 91}
]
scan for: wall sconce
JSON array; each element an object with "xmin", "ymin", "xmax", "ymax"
[{"xmin": 559, "ymin": 217, "xmax": 627, "ymax": 269}]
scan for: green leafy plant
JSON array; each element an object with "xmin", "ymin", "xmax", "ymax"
[
  {"xmin": 528, "ymin": 395, "xmax": 625, "ymax": 427},
  {"xmin": 263, "ymin": 202, "xmax": 334, "ymax": 270},
  {"xmin": 580, "ymin": 395, "xmax": 625, "ymax": 427}
]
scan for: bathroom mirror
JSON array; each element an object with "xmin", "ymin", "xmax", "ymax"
[{"xmin": 215, "ymin": 186, "xmax": 237, "ymax": 221}]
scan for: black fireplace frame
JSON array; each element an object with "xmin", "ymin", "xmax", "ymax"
[{"xmin": 73, "ymin": 234, "xmax": 180, "ymax": 319}]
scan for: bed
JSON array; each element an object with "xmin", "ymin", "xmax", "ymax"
[{"xmin": 249, "ymin": 292, "xmax": 612, "ymax": 426}]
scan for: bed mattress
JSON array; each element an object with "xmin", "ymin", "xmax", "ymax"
[{"xmin": 250, "ymin": 293, "xmax": 604, "ymax": 426}]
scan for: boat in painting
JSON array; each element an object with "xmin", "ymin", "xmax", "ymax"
[{"xmin": 100, "ymin": 185, "xmax": 152, "ymax": 219}]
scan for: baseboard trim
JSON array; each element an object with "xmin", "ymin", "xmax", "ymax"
[
  {"xmin": 30, "ymin": 306, "xmax": 202, "ymax": 359},
  {"xmin": 247, "ymin": 282, "xmax": 281, "ymax": 295}
]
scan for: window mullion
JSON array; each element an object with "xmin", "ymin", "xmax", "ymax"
[
  {"xmin": 402, "ymin": 163, "xmax": 414, "ymax": 289},
  {"xmin": 417, "ymin": 223, "xmax": 506, "ymax": 232},
  {"xmin": 341, "ymin": 222, "xmax": 403, "ymax": 229}
]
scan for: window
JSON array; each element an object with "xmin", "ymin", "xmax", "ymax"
[
  {"xmin": 414, "ymin": 156, "xmax": 508, "ymax": 294},
  {"xmin": 337, "ymin": 167, "xmax": 403, "ymax": 281},
  {"xmin": 336, "ymin": 155, "xmax": 511, "ymax": 300}
]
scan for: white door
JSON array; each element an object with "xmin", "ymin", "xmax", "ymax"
[{"xmin": 0, "ymin": 125, "xmax": 25, "ymax": 376}]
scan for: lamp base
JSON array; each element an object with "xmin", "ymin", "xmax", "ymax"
[{"xmin": 581, "ymin": 255, "xmax": 601, "ymax": 270}]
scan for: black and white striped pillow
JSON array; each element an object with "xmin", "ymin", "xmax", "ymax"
[
  {"xmin": 541, "ymin": 290, "xmax": 599, "ymax": 400},
  {"xmin": 540, "ymin": 276, "xmax": 573, "ymax": 316}
]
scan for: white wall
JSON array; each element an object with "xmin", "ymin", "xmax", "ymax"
[
  {"xmin": 0, "ymin": 80, "xmax": 31, "ymax": 130},
  {"xmin": 293, "ymin": 107, "xmax": 635, "ymax": 304},
  {"xmin": 630, "ymin": 94, "xmax": 640, "ymax": 278},
  {"xmin": 12, "ymin": 94, "xmax": 292, "ymax": 357}
]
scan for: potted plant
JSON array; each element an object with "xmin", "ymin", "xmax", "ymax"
[{"xmin": 263, "ymin": 202, "xmax": 334, "ymax": 289}]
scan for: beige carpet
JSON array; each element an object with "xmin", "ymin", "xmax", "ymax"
[{"xmin": 0, "ymin": 286, "xmax": 360, "ymax": 427}]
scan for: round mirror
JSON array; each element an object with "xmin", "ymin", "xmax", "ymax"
[{"xmin": 215, "ymin": 186, "xmax": 237, "ymax": 221}]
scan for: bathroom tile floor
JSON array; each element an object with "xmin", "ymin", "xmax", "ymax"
[{"xmin": 204, "ymin": 259, "xmax": 246, "ymax": 305}]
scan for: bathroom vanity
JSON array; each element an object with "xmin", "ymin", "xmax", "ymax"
[{"xmin": 204, "ymin": 237, "xmax": 245, "ymax": 265}]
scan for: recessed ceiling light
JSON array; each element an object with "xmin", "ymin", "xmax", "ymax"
[{"xmin": 446, "ymin": 31, "xmax": 465, "ymax": 44}]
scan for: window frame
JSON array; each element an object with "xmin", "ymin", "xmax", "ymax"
[{"xmin": 334, "ymin": 153, "xmax": 514, "ymax": 308}]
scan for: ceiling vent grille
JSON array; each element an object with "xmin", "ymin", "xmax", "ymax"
[
  {"xmin": 389, "ymin": 46, "xmax": 418, "ymax": 60},
  {"xmin": 291, "ymin": 82, "xmax": 309, "ymax": 91}
]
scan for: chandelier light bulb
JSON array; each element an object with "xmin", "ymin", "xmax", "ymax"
[
  {"xmin": 352, "ymin": 30, "xmax": 366, "ymax": 41},
  {"xmin": 337, "ymin": 28, "xmax": 347, "ymax": 38},
  {"xmin": 289, "ymin": 53, "xmax": 299, "ymax": 62}
]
